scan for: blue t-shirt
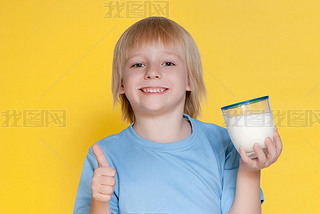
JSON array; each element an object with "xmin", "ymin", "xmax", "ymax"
[{"xmin": 73, "ymin": 114, "xmax": 264, "ymax": 214}]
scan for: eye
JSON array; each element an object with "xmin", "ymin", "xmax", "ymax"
[
  {"xmin": 163, "ymin": 62, "xmax": 175, "ymax": 66},
  {"xmin": 131, "ymin": 63, "xmax": 145, "ymax": 68}
]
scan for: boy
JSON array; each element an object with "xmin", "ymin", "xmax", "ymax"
[{"xmin": 74, "ymin": 16, "xmax": 282, "ymax": 214}]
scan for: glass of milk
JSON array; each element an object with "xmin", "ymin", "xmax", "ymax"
[{"xmin": 221, "ymin": 96, "xmax": 275, "ymax": 158}]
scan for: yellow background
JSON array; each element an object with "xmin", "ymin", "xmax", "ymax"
[{"xmin": 1, "ymin": 0, "xmax": 319, "ymax": 213}]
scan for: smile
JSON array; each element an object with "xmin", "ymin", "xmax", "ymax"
[{"xmin": 139, "ymin": 87, "xmax": 169, "ymax": 94}]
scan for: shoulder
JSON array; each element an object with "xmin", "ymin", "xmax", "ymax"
[
  {"xmin": 190, "ymin": 117, "xmax": 230, "ymax": 143},
  {"xmin": 88, "ymin": 127, "xmax": 131, "ymax": 161},
  {"xmin": 189, "ymin": 116, "xmax": 236, "ymax": 159},
  {"xmin": 191, "ymin": 117, "xmax": 240, "ymax": 168}
]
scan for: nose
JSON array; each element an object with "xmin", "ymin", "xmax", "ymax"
[{"xmin": 144, "ymin": 65, "xmax": 161, "ymax": 79}]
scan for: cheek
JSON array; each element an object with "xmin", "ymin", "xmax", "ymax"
[
  {"xmin": 121, "ymin": 71, "xmax": 131, "ymax": 86},
  {"xmin": 122, "ymin": 73, "xmax": 138, "ymax": 90}
]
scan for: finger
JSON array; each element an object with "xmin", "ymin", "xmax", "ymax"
[
  {"xmin": 92, "ymin": 190, "xmax": 112, "ymax": 202},
  {"xmin": 94, "ymin": 167, "xmax": 116, "ymax": 177},
  {"xmin": 253, "ymin": 143, "xmax": 267, "ymax": 166},
  {"xmin": 265, "ymin": 137, "xmax": 277, "ymax": 164},
  {"xmin": 273, "ymin": 127, "xmax": 283, "ymax": 157},
  {"xmin": 100, "ymin": 177, "xmax": 116, "ymax": 187},
  {"xmin": 96, "ymin": 194, "xmax": 112, "ymax": 202},
  {"xmin": 92, "ymin": 144, "xmax": 109, "ymax": 167},
  {"xmin": 98, "ymin": 185, "xmax": 114, "ymax": 195},
  {"xmin": 239, "ymin": 146, "xmax": 252, "ymax": 165}
]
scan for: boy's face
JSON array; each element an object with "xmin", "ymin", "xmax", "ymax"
[{"xmin": 120, "ymin": 42, "xmax": 191, "ymax": 117}]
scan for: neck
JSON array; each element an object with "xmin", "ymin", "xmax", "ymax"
[{"xmin": 132, "ymin": 111, "xmax": 192, "ymax": 143}]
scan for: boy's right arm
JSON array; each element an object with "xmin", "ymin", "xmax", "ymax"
[{"xmin": 90, "ymin": 144, "xmax": 117, "ymax": 214}]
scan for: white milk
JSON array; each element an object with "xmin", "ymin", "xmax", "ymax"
[{"xmin": 225, "ymin": 112, "xmax": 274, "ymax": 158}]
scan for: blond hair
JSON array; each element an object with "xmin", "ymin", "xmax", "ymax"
[{"xmin": 112, "ymin": 16, "xmax": 206, "ymax": 123}]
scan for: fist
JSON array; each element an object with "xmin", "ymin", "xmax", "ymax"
[{"xmin": 91, "ymin": 144, "xmax": 116, "ymax": 202}]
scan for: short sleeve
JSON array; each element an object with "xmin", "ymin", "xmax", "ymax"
[
  {"xmin": 220, "ymin": 140, "xmax": 264, "ymax": 214},
  {"xmin": 73, "ymin": 147, "xmax": 120, "ymax": 214}
]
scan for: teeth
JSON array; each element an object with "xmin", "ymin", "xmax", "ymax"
[{"xmin": 141, "ymin": 88, "xmax": 166, "ymax": 93}]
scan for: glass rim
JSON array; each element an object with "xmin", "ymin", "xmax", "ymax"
[{"xmin": 221, "ymin": 96, "xmax": 269, "ymax": 111}]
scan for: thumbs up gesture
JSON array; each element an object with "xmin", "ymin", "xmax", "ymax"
[{"xmin": 91, "ymin": 144, "xmax": 116, "ymax": 202}]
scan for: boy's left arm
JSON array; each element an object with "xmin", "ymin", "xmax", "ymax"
[{"xmin": 228, "ymin": 127, "xmax": 283, "ymax": 214}]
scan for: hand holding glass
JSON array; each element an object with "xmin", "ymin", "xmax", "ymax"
[{"xmin": 221, "ymin": 96, "xmax": 275, "ymax": 159}]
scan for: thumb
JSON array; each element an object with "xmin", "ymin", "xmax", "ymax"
[{"xmin": 92, "ymin": 144, "xmax": 109, "ymax": 167}]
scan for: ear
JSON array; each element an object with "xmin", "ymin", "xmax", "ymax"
[
  {"xmin": 119, "ymin": 81, "xmax": 125, "ymax": 94},
  {"xmin": 186, "ymin": 80, "xmax": 191, "ymax": 91}
]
